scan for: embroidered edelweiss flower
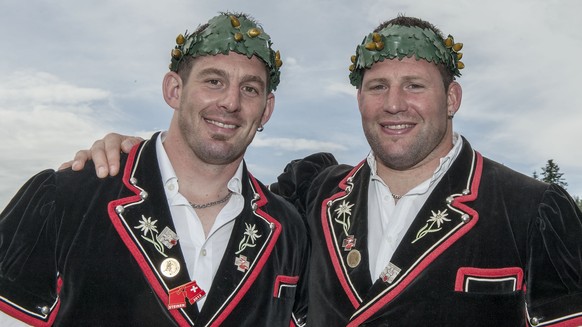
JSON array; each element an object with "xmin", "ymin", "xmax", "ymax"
[
  {"xmin": 412, "ymin": 209, "xmax": 452, "ymax": 244},
  {"xmin": 427, "ymin": 209, "xmax": 451, "ymax": 228},
  {"xmin": 334, "ymin": 200, "xmax": 355, "ymax": 235},
  {"xmin": 243, "ymin": 223, "xmax": 262, "ymax": 243},
  {"xmin": 236, "ymin": 223, "xmax": 262, "ymax": 254},
  {"xmin": 334, "ymin": 200, "xmax": 355, "ymax": 217},
  {"xmin": 134, "ymin": 215, "xmax": 159, "ymax": 235}
]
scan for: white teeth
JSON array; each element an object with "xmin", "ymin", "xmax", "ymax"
[
  {"xmin": 208, "ymin": 119, "xmax": 236, "ymax": 129},
  {"xmin": 385, "ymin": 124, "xmax": 412, "ymax": 130}
]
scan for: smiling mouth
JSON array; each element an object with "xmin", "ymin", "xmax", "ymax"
[
  {"xmin": 206, "ymin": 119, "xmax": 237, "ymax": 129},
  {"xmin": 382, "ymin": 123, "xmax": 414, "ymax": 130}
]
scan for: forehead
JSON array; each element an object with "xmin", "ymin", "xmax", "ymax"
[
  {"xmin": 364, "ymin": 56, "xmax": 441, "ymax": 80},
  {"xmin": 191, "ymin": 53, "xmax": 269, "ymax": 78}
]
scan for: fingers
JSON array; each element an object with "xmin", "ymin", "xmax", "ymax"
[
  {"xmin": 89, "ymin": 136, "xmax": 119, "ymax": 178},
  {"xmin": 67, "ymin": 149, "xmax": 92, "ymax": 171},
  {"xmin": 102, "ymin": 135, "xmax": 123, "ymax": 177},
  {"xmin": 58, "ymin": 160, "xmax": 74, "ymax": 171},
  {"xmin": 121, "ymin": 136, "xmax": 144, "ymax": 154},
  {"xmin": 100, "ymin": 133, "xmax": 143, "ymax": 177},
  {"xmin": 61, "ymin": 132, "xmax": 143, "ymax": 178}
]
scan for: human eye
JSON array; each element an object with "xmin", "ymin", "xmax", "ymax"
[
  {"xmin": 406, "ymin": 83, "xmax": 425, "ymax": 91},
  {"xmin": 365, "ymin": 83, "xmax": 386, "ymax": 92},
  {"xmin": 206, "ymin": 79, "xmax": 222, "ymax": 87},
  {"xmin": 242, "ymin": 85, "xmax": 260, "ymax": 96}
]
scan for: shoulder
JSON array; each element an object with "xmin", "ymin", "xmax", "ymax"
[
  {"xmin": 54, "ymin": 154, "xmax": 129, "ymax": 192},
  {"xmin": 481, "ymin": 156, "xmax": 549, "ymax": 195}
]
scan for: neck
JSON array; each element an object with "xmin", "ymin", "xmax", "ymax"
[
  {"xmin": 375, "ymin": 141, "xmax": 454, "ymax": 196},
  {"xmin": 377, "ymin": 164, "xmax": 433, "ymax": 197}
]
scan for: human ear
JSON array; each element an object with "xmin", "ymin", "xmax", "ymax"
[
  {"xmin": 446, "ymin": 81, "xmax": 462, "ymax": 116},
  {"xmin": 162, "ymin": 71, "xmax": 182, "ymax": 110},
  {"xmin": 260, "ymin": 93, "xmax": 275, "ymax": 127}
]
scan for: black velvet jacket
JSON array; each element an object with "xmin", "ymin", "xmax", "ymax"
[
  {"xmin": 274, "ymin": 137, "xmax": 582, "ymax": 327},
  {"xmin": 0, "ymin": 133, "xmax": 309, "ymax": 326}
]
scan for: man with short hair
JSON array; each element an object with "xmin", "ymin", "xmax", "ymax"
[
  {"xmin": 275, "ymin": 16, "xmax": 582, "ymax": 326},
  {"xmin": 0, "ymin": 12, "xmax": 308, "ymax": 326}
]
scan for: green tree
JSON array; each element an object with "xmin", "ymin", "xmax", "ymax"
[
  {"xmin": 533, "ymin": 160, "xmax": 581, "ymax": 211},
  {"xmin": 533, "ymin": 159, "xmax": 568, "ymax": 189}
]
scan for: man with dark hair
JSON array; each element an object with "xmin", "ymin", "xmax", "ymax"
[
  {"xmin": 59, "ymin": 15, "xmax": 582, "ymax": 326},
  {"xmin": 0, "ymin": 12, "xmax": 307, "ymax": 326},
  {"xmin": 275, "ymin": 15, "xmax": 582, "ymax": 326}
]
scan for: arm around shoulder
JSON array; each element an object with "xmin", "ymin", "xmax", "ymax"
[{"xmin": 270, "ymin": 152, "xmax": 338, "ymax": 214}]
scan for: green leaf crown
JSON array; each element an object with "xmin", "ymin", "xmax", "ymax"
[
  {"xmin": 170, "ymin": 13, "xmax": 282, "ymax": 92},
  {"xmin": 349, "ymin": 24, "xmax": 464, "ymax": 88}
]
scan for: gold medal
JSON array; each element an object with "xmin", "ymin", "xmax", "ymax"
[
  {"xmin": 346, "ymin": 249, "xmax": 361, "ymax": 268},
  {"xmin": 160, "ymin": 258, "xmax": 180, "ymax": 278}
]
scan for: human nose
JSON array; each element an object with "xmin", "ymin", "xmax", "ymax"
[
  {"xmin": 383, "ymin": 88, "xmax": 406, "ymax": 114},
  {"xmin": 218, "ymin": 85, "xmax": 241, "ymax": 113}
]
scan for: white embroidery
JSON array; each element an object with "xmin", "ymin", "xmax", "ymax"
[
  {"xmin": 334, "ymin": 200, "xmax": 355, "ymax": 235},
  {"xmin": 412, "ymin": 209, "xmax": 451, "ymax": 244},
  {"xmin": 236, "ymin": 223, "xmax": 262, "ymax": 254},
  {"xmin": 134, "ymin": 215, "xmax": 167, "ymax": 257}
]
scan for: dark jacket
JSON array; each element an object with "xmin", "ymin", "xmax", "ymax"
[
  {"xmin": 0, "ymin": 133, "xmax": 309, "ymax": 326},
  {"xmin": 274, "ymin": 137, "xmax": 582, "ymax": 327}
]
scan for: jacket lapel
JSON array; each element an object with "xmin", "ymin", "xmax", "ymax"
[
  {"xmin": 320, "ymin": 161, "xmax": 374, "ymax": 309},
  {"xmin": 346, "ymin": 140, "xmax": 484, "ymax": 326},
  {"xmin": 196, "ymin": 169, "xmax": 282, "ymax": 327},
  {"xmin": 107, "ymin": 135, "xmax": 197, "ymax": 326}
]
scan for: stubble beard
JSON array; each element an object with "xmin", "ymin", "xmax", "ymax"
[
  {"xmin": 365, "ymin": 122, "xmax": 448, "ymax": 171},
  {"xmin": 177, "ymin": 111, "xmax": 245, "ymax": 166}
]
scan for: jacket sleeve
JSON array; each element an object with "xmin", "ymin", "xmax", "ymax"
[
  {"xmin": 270, "ymin": 152, "xmax": 338, "ymax": 216},
  {"xmin": 526, "ymin": 184, "xmax": 582, "ymax": 326},
  {"xmin": 0, "ymin": 170, "xmax": 61, "ymax": 326}
]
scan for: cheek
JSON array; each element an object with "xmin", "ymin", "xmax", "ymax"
[{"xmin": 358, "ymin": 97, "xmax": 381, "ymax": 118}]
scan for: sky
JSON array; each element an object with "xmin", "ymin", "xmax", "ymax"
[{"xmin": 1, "ymin": 0, "xmax": 582, "ymax": 210}]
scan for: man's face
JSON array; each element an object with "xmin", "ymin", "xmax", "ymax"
[
  {"xmin": 176, "ymin": 53, "xmax": 274, "ymax": 165},
  {"xmin": 357, "ymin": 56, "xmax": 459, "ymax": 171}
]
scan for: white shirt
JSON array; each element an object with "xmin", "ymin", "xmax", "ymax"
[
  {"xmin": 156, "ymin": 133, "xmax": 244, "ymax": 309},
  {"xmin": 367, "ymin": 133, "xmax": 463, "ymax": 280}
]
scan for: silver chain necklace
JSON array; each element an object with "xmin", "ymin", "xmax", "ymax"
[
  {"xmin": 190, "ymin": 191, "xmax": 233, "ymax": 209},
  {"xmin": 391, "ymin": 193, "xmax": 403, "ymax": 200}
]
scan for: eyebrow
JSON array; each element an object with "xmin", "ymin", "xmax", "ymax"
[
  {"xmin": 198, "ymin": 68, "xmax": 266, "ymax": 90},
  {"xmin": 364, "ymin": 75, "xmax": 427, "ymax": 86}
]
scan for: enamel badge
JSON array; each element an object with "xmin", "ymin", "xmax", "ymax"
[
  {"xmin": 234, "ymin": 255, "xmax": 250, "ymax": 272},
  {"xmin": 380, "ymin": 262, "xmax": 401, "ymax": 284},
  {"xmin": 342, "ymin": 235, "xmax": 357, "ymax": 251},
  {"xmin": 167, "ymin": 280, "xmax": 206, "ymax": 310},
  {"xmin": 157, "ymin": 226, "xmax": 180, "ymax": 249}
]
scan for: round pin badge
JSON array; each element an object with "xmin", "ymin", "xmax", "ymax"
[
  {"xmin": 160, "ymin": 258, "xmax": 181, "ymax": 278},
  {"xmin": 347, "ymin": 249, "xmax": 361, "ymax": 268}
]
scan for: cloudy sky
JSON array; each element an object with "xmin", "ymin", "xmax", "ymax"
[{"xmin": 1, "ymin": 0, "xmax": 582, "ymax": 212}]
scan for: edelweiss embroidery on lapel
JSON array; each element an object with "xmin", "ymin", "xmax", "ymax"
[
  {"xmin": 333, "ymin": 200, "xmax": 362, "ymax": 267},
  {"xmin": 412, "ymin": 209, "xmax": 451, "ymax": 244},
  {"xmin": 134, "ymin": 215, "xmax": 168, "ymax": 257},
  {"xmin": 236, "ymin": 223, "xmax": 262, "ymax": 254},
  {"xmin": 233, "ymin": 223, "xmax": 262, "ymax": 272},
  {"xmin": 334, "ymin": 200, "xmax": 355, "ymax": 235}
]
